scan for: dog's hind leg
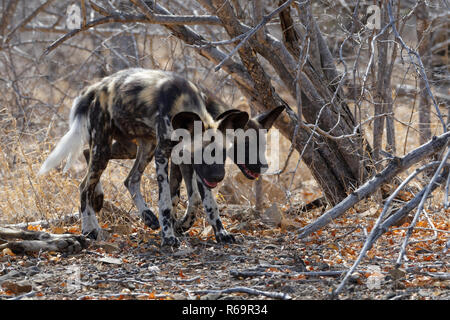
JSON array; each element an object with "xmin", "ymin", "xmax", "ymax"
[
  {"xmin": 169, "ymin": 160, "xmax": 182, "ymax": 209},
  {"xmin": 83, "ymin": 140, "xmax": 137, "ymax": 212},
  {"xmin": 124, "ymin": 138, "xmax": 159, "ymax": 230},
  {"xmin": 79, "ymin": 134, "xmax": 112, "ymax": 240}
]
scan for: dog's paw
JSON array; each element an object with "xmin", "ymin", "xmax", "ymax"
[
  {"xmin": 215, "ymin": 232, "xmax": 236, "ymax": 244},
  {"xmin": 142, "ymin": 209, "xmax": 160, "ymax": 230},
  {"xmin": 161, "ymin": 236, "xmax": 180, "ymax": 247}
]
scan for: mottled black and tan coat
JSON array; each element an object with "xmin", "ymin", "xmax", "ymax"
[{"xmin": 39, "ymin": 68, "xmax": 283, "ymax": 247}]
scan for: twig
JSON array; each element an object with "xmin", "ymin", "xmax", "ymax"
[
  {"xmin": 297, "ymin": 131, "xmax": 450, "ymax": 240},
  {"xmin": 43, "ymin": 7, "xmax": 222, "ymax": 55},
  {"xmin": 190, "ymin": 286, "xmax": 292, "ymax": 300},
  {"xmin": 213, "ymin": 0, "xmax": 302, "ymax": 72},
  {"xmin": 81, "ymin": 0, "xmax": 87, "ymax": 28},
  {"xmin": 445, "ymin": 170, "xmax": 450, "ymax": 209},
  {"xmin": 3, "ymin": 0, "xmax": 56, "ymax": 45},
  {"xmin": 396, "ymin": 147, "xmax": 450, "ymax": 266},
  {"xmin": 387, "ymin": 1, "xmax": 446, "ymax": 132},
  {"xmin": 375, "ymin": 172, "xmax": 447, "ymax": 238},
  {"xmin": 230, "ymin": 269, "xmax": 344, "ymax": 278},
  {"xmin": 274, "ymin": 37, "xmax": 310, "ymax": 176},
  {"xmin": 76, "ymin": 292, "xmax": 171, "ymax": 300},
  {"xmin": 332, "ymin": 161, "xmax": 447, "ymax": 297},
  {"xmin": 8, "ymin": 291, "xmax": 36, "ymax": 300}
]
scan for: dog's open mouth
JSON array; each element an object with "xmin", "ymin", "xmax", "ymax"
[
  {"xmin": 239, "ymin": 164, "xmax": 260, "ymax": 180},
  {"xmin": 202, "ymin": 178, "xmax": 218, "ymax": 189}
]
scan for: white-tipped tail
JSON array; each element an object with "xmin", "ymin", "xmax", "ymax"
[{"xmin": 39, "ymin": 106, "xmax": 89, "ymax": 175}]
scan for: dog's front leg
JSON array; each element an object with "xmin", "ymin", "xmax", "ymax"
[
  {"xmin": 196, "ymin": 180, "xmax": 236, "ymax": 244},
  {"xmin": 155, "ymin": 145, "xmax": 179, "ymax": 247},
  {"xmin": 173, "ymin": 164, "xmax": 202, "ymax": 235}
]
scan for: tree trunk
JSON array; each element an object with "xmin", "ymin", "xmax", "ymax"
[{"xmin": 416, "ymin": 2, "xmax": 432, "ymax": 146}]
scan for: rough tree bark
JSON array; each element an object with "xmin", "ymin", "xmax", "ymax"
[
  {"xmin": 415, "ymin": 2, "xmax": 432, "ymax": 146},
  {"xmin": 373, "ymin": 1, "xmax": 397, "ymax": 165}
]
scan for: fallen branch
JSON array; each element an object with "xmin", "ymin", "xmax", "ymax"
[
  {"xmin": 396, "ymin": 147, "xmax": 450, "ymax": 266},
  {"xmin": 0, "ymin": 226, "xmax": 89, "ymax": 254},
  {"xmin": 191, "ymin": 286, "xmax": 292, "ymax": 300},
  {"xmin": 376, "ymin": 173, "xmax": 447, "ymax": 239},
  {"xmin": 333, "ymin": 160, "xmax": 449, "ymax": 297},
  {"xmin": 297, "ymin": 131, "xmax": 450, "ymax": 239},
  {"xmin": 4, "ymin": 212, "xmax": 79, "ymax": 229},
  {"xmin": 230, "ymin": 269, "xmax": 344, "ymax": 278}
]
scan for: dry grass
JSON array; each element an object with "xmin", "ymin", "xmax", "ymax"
[{"xmin": 0, "ymin": 8, "xmax": 447, "ymax": 235}]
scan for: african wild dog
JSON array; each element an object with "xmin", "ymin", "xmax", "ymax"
[
  {"xmin": 169, "ymin": 103, "xmax": 285, "ymax": 235},
  {"xmin": 38, "ymin": 68, "xmax": 249, "ymax": 247},
  {"xmin": 76, "ymin": 90, "xmax": 285, "ymax": 238}
]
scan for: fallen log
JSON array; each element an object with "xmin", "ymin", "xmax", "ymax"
[
  {"xmin": 297, "ymin": 131, "xmax": 450, "ymax": 239},
  {"xmin": 0, "ymin": 226, "xmax": 89, "ymax": 254}
]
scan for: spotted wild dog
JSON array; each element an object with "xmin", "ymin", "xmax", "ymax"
[
  {"xmin": 76, "ymin": 87, "xmax": 285, "ymax": 238},
  {"xmin": 170, "ymin": 103, "xmax": 285, "ymax": 235},
  {"xmin": 38, "ymin": 68, "xmax": 249, "ymax": 247}
]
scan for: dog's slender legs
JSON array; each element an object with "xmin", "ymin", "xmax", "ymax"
[
  {"xmin": 173, "ymin": 164, "xmax": 202, "ymax": 235},
  {"xmin": 196, "ymin": 179, "xmax": 235, "ymax": 243},
  {"xmin": 124, "ymin": 139, "xmax": 159, "ymax": 230},
  {"xmin": 79, "ymin": 130, "xmax": 112, "ymax": 239}
]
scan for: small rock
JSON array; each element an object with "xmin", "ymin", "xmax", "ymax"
[
  {"xmin": 26, "ymin": 266, "xmax": 40, "ymax": 276},
  {"xmin": 147, "ymin": 265, "xmax": 160, "ymax": 274},
  {"xmin": 280, "ymin": 285, "xmax": 295, "ymax": 294},
  {"xmin": 200, "ymin": 293, "xmax": 221, "ymax": 300},
  {"xmin": 97, "ymin": 256, "xmax": 122, "ymax": 265}
]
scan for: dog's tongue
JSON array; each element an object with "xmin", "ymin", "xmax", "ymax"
[
  {"xmin": 203, "ymin": 178, "xmax": 218, "ymax": 188},
  {"xmin": 243, "ymin": 165, "xmax": 260, "ymax": 179}
]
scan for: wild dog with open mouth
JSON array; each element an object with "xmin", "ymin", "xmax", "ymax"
[
  {"xmin": 75, "ymin": 87, "xmax": 285, "ymax": 238},
  {"xmin": 170, "ymin": 103, "xmax": 285, "ymax": 235},
  {"xmin": 38, "ymin": 68, "xmax": 248, "ymax": 247}
]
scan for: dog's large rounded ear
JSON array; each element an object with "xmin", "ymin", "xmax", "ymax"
[
  {"xmin": 217, "ymin": 110, "xmax": 249, "ymax": 131},
  {"xmin": 215, "ymin": 109, "xmax": 242, "ymax": 121},
  {"xmin": 255, "ymin": 105, "xmax": 285, "ymax": 129},
  {"xmin": 171, "ymin": 112, "xmax": 203, "ymax": 133}
]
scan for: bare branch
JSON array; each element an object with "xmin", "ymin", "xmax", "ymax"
[
  {"xmin": 297, "ymin": 131, "xmax": 450, "ymax": 240},
  {"xmin": 213, "ymin": 0, "xmax": 300, "ymax": 72},
  {"xmin": 333, "ymin": 160, "xmax": 448, "ymax": 297},
  {"xmin": 190, "ymin": 286, "xmax": 292, "ymax": 300},
  {"xmin": 3, "ymin": 0, "xmax": 56, "ymax": 45},
  {"xmin": 396, "ymin": 147, "xmax": 450, "ymax": 266},
  {"xmin": 387, "ymin": 1, "xmax": 446, "ymax": 132}
]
